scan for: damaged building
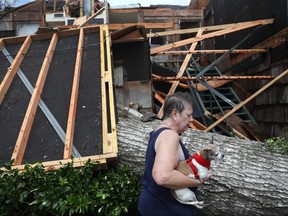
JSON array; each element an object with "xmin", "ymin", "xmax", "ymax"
[{"xmin": 0, "ymin": 0, "xmax": 287, "ymax": 170}]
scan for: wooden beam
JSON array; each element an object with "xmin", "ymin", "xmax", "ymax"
[
  {"xmin": 143, "ymin": 9, "xmax": 203, "ymax": 18},
  {"xmin": 64, "ymin": 28, "xmax": 84, "ymax": 159},
  {"xmin": 156, "ymin": 49, "xmax": 267, "ymax": 55},
  {"xmin": 0, "ymin": 39, "xmax": 4, "ymax": 52},
  {"xmin": 150, "ymin": 19, "xmax": 274, "ymax": 55},
  {"xmin": 108, "ymin": 22, "xmax": 174, "ymax": 30},
  {"xmin": 189, "ymin": 121, "xmax": 206, "ymax": 130},
  {"xmin": 204, "ymin": 110, "xmax": 250, "ymax": 140},
  {"xmin": 103, "ymin": 24, "xmax": 118, "ymax": 154},
  {"xmin": 65, "ymin": 0, "xmax": 69, "ymax": 16},
  {"xmin": 110, "ymin": 8, "xmax": 201, "ymax": 18},
  {"xmin": 100, "ymin": 25, "xmax": 118, "ymax": 154},
  {"xmin": 152, "ymin": 73, "xmax": 231, "ymax": 91},
  {"xmin": 11, "ymin": 33, "xmax": 58, "ymax": 165},
  {"xmin": 80, "ymin": 0, "xmax": 83, "ymax": 17},
  {"xmin": 152, "ymin": 74, "xmax": 274, "ymax": 81},
  {"xmin": 53, "ymin": 0, "xmax": 56, "ymax": 12},
  {"xmin": 78, "ymin": 7, "xmax": 105, "ymax": 28},
  {"xmin": 157, "ymin": 29, "xmax": 204, "ymax": 118},
  {"xmin": 42, "ymin": 0, "xmax": 46, "ymax": 27},
  {"xmin": 91, "ymin": 0, "xmax": 94, "ymax": 15},
  {"xmin": 0, "ymin": 36, "xmax": 32, "ymax": 104},
  {"xmin": 99, "ymin": 25, "xmax": 108, "ymax": 154},
  {"xmin": 4, "ymin": 153, "xmax": 117, "ymax": 172},
  {"xmin": 110, "ymin": 8, "xmax": 171, "ymax": 14},
  {"xmin": 147, "ymin": 18, "xmax": 274, "ymax": 38},
  {"xmin": 205, "ymin": 69, "xmax": 288, "ymax": 132}
]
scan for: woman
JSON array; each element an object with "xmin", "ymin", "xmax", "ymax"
[{"xmin": 137, "ymin": 92, "xmax": 212, "ymax": 216}]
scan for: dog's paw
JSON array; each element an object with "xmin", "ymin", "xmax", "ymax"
[{"xmin": 195, "ymin": 201, "xmax": 204, "ymax": 209}]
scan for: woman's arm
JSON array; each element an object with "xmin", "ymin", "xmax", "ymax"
[{"xmin": 152, "ymin": 130, "xmax": 211, "ymax": 189}]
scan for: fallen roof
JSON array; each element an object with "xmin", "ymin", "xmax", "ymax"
[{"xmin": 0, "ymin": 25, "xmax": 117, "ymax": 170}]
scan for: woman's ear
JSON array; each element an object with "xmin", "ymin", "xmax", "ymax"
[{"xmin": 170, "ymin": 108, "xmax": 178, "ymax": 120}]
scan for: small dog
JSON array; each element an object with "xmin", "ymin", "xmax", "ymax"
[{"xmin": 172, "ymin": 138, "xmax": 224, "ymax": 209}]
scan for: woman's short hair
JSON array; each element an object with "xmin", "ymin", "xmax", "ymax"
[{"xmin": 162, "ymin": 92, "xmax": 193, "ymax": 119}]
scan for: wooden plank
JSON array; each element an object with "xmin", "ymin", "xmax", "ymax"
[
  {"xmin": 41, "ymin": 0, "xmax": 46, "ymax": 26},
  {"xmin": 117, "ymin": 30, "xmax": 142, "ymax": 40},
  {"xmin": 0, "ymin": 36, "xmax": 32, "ymax": 104},
  {"xmin": 73, "ymin": 16, "xmax": 89, "ymax": 26},
  {"xmin": 156, "ymin": 49, "xmax": 267, "ymax": 55},
  {"xmin": 147, "ymin": 19, "xmax": 273, "ymax": 38},
  {"xmin": 64, "ymin": 28, "xmax": 85, "ymax": 159},
  {"xmin": 78, "ymin": 7, "xmax": 105, "ymax": 28},
  {"xmin": 65, "ymin": 0, "xmax": 70, "ymax": 16},
  {"xmin": 157, "ymin": 29, "xmax": 204, "ymax": 118},
  {"xmin": 104, "ymin": 23, "xmax": 117, "ymax": 152},
  {"xmin": 91, "ymin": 0, "xmax": 94, "ymax": 15},
  {"xmin": 80, "ymin": 0, "xmax": 83, "ymax": 17},
  {"xmin": 0, "ymin": 39, "xmax": 4, "ymax": 51},
  {"xmin": 110, "ymin": 8, "xmax": 171, "ymax": 14},
  {"xmin": 152, "ymin": 74, "xmax": 274, "ymax": 81},
  {"xmin": 108, "ymin": 22, "xmax": 174, "ymax": 30},
  {"xmin": 142, "ymin": 9, "xmax": 203, "ymax": 17},
  {"xmin": 103, "ymin": 24, "xmax": 118, "ymax": 154},
  {"xmin": 2, "ymin": 35, "xmax": 31, "ymax": 45},
  {"xmin": 150, "ymin": 19, "xmax": 274, "ymax": 55},
  {"xmin": 100, "ymin": 25, "xmax": 109, "ymax": 154},
  {"xmin": 189, "ymin": 121, "xmax": 206, "ymax": 130},
  {"xmin": 53, "ymin": 0, "xmax": 56, "ymax": 12},
  {"xmin": 204, "ymin": 110, "xmax": 250, "ymax": 140},
  {"xmin": 110, "ymin": 25, "xmax": 144, "ymax": 40},
  {"xmin": 152, "ymin": 74, "xmax": 231, "ymax": 91},
  {"xmin": 3, "ymin": 153, "xmax": 117, "ymax": 172},
  {"xmin": 205, "ymin": 69, "xmax": 288, "ymax": 132},
  {"xmin": 153, "ymin": 75, "xmax": 189, "ymax": 89},
  {"xmin": 11, "ymin": 33, "xmax": 58, "ymax": 165}
]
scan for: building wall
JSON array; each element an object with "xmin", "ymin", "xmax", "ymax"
[
  {"xmin": 237, "ymin": 56, "xmax": 288, "ymax": 139},
  {"xmin": 0, "ymin": 1, "xmax": 43, "ymax": 35},
  {"xmin": 210, "ymin": 0, "xmax": 288, "ymax": 49}
]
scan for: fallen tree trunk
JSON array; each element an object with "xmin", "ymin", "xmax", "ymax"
[{"xmin": 116, "ymin": 105, "xmax": 288, "ymax": 216}]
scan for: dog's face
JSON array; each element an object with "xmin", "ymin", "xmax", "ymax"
[{"xmin": 200, "ymin": 144, "xmax": 225, "ymax": 161}]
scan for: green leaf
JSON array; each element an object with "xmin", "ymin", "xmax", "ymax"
[{"xmin": 19, "ymin": 191, "xmax": 29, "ymax": 203}]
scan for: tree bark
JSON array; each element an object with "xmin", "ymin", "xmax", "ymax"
[{"xmin": 116, "ymin": 105, "xmax": 288, "ymax": 216}]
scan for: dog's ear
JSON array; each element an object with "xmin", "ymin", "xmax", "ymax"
[
  {"xmin": 203, "ymin": 148, "xmax": 212, "ymax": 159},
  {"xmin": 210, "ymin": 135, "xmax": 214, "ymax": 144}
]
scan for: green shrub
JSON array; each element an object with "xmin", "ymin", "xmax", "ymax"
[
  {"xmin": 0, "ymin": 159, "xmax": 141, "ymax": 216},
  {"xmin": 264, "ymin": 135, "xmax": 288, "ymax": 154}
]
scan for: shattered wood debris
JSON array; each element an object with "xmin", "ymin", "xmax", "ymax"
[{"xmin": 147, "ymin": 18, "xmax": 287, "ymax": 142}]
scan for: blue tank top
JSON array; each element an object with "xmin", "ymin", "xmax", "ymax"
[{"xmin": 138, "ymin": 127, "xmax": 198, "ymax": 216}]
